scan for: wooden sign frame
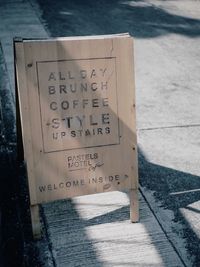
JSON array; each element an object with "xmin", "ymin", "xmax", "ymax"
[{"xmin": 14, "ymin": 34, "xmax": 138, "ymax": 239}]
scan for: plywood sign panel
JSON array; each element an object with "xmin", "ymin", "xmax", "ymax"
[{"xmin": 15, "ymin": 34, "xmax": 138, "ymax": 205}]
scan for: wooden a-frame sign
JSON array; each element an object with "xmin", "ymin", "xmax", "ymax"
[{"xmin": 14, "ymin": 33, "xmax": 138, "ymax": 239}]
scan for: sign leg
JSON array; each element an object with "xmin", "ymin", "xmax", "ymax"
[
  {"xmin": 130, "ymin": 189, "xmax": 139, "ymax": 222},
  {"xmin": 30, "ymin": 204, "xmax": 41, "ymax": 239}
]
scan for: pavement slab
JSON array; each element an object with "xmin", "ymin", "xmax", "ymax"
[
  {"xmin": 138, "ymin": 126, "xmax": 200, "ymax": 266},
  {"xmin": 41, "ymin": 191, "xmax": 185, "ymax": 267},
  {"xmin": 135, "ymin": 35, "xmax": 200, "ymax": 129}
]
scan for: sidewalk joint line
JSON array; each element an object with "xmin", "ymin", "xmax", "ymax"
[
  {"xmin": 138, "ymin": 123, "xmax": 200, "ymax": 131},
  {"xmin": 40, "ymin": 206, "xmax": 57, "ymax": 267},
  {"xmin": 139, "ymin": 185, "xmax": 188, "ymax": 267}
]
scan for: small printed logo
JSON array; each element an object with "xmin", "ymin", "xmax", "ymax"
[
  {"xmin": 88, "ymin": 162, "xmax": 104, "ymax": 171},
  {"xmin": 67, "ymin": 152, "xmax": 103, "ymax": 172}
]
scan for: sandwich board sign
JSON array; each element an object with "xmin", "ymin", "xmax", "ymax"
[{"xmin": 14, "ymin": 33, "xmax": 138, "ymax": 238}]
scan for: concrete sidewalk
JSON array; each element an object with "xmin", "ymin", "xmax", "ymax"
[{"xmin": 0, "ymin": 0, "xmax": 200, "ymax": 266}]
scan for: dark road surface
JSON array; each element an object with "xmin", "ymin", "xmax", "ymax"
[{"xmin": 36, "ymin": 0, "xmax": 200, "ymax": 38}]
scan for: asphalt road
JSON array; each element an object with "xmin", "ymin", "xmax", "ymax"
[{"xmin": 31, "ymin": 0, "xmax": 200, "ymax": 265}]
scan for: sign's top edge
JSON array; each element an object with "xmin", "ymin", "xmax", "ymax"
[{"xmin": 14, "ymin": 33, "xmax": 131, "ymax": 43}]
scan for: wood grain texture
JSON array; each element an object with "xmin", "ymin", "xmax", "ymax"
[
  {"xmin": 30, "ymin": 204, "xmax": 41, "ymax": 239},
  {"xmin": 130, "ymin": 189, "xmax": 139, "ymax": 222},
  {"xmin": 14, "ymin": 34, "xmax": 138, "ymax": 205}
]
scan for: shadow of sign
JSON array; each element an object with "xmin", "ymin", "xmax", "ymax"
[
  {"xmin": 42, "ymin": 148, "xmax": 200, "ymax": 266},
  {"xmin": 138, "ymin": 147, "xmax": 200, "ymax": 265},
  {"xmin": 36, "ymin": 0, "xmax": 200, "ymax": 39}
]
